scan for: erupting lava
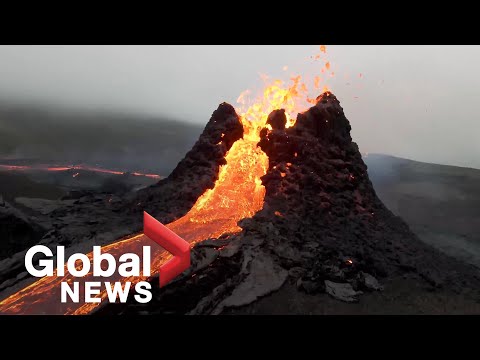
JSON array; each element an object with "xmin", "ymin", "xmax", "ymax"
[{"xmin": 0, "ymin": 46, "xmax": 332, "ymax": 315}]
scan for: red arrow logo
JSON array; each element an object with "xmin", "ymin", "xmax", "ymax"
[{"xmin": 144, "ymin": 212, "xmax": 191, "ymax": 287}]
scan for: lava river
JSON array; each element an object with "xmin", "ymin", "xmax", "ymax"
[
  {"xmin": 0, "ymin": 125, "xmax": 269, "ymax": 315},
  {"xmin": 0, "ymin": 47, "xmax": 331, "ymax": 314},
  {"xmin": 0, "ymin": 164, "xmax": 161, "ymax": 179}
]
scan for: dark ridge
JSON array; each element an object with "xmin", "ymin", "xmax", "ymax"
[
  {"xmin": 133, "ymin": 103, "xmax": 243, "ymax": 223},
  {"xmin": 0, "ymin": 198, "xmax": 46, "ymax": 262}
]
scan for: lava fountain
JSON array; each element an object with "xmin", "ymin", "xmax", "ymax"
[{"xmin": 0, "ymin": 46, "xmax": 332, "ymax": 315}]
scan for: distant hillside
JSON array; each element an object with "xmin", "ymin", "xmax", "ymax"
[
  {"xmin": 0, "ymin": 101, "xmax": 203, "ymax": 175},
  {"xmin": 365, "ymin": 154, "xmax": 480, "ymax": 268},
  {"xmin": 0, "ymin": 172, "xmax": 65, "ymax": 202}
]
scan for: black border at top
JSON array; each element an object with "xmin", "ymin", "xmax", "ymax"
[{"xmin": 1, "ymin": 6, "xmax": 479, "ymax": 44}]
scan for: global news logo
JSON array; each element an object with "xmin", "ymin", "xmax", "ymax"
[{"xmin": 23, "ymin": 212, "xmax": 190, "ymax": 304}]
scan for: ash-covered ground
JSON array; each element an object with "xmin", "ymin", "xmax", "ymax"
[{"xmin": 1, "ymin": 94, "xmax": 479, "ymax": 314}]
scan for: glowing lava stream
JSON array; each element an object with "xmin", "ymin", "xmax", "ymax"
[
  {"xmin": 0, "ymin": 127, "xmax": 269, "ymax": 315},
  {"xmin": 0, "ymin": 164, "xmax": 161, "ymax": 179}
]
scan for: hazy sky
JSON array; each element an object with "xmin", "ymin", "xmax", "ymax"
[{"xmin": 0, "ymin": 45, "xmax": 479, "ymax": 168}]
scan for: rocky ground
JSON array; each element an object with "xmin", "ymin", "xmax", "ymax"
[
  {"xmin": 366, "ymin": 154, "xmax": 480, "ymax": 268},
  {"xmin": 0, "ymin": 196, "xmax": 47, "ymax": 259}
]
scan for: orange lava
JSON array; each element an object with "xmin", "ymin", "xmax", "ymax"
[
  {"xmin": 0, "ymin": 164, "xmax": 161, "ymax": 179},
  {"xmin": 0, "ymin": 46, "xmax": 332, "ymax": 315}
]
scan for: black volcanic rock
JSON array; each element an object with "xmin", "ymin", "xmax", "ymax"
[
  {"xmin": 133, "ymin": 103, "xmax": 243, "ymax": 223},
  {"xmin": 256, "ymin": 92, "xmax": 402, "ymax": 276},
  {"xmin": 105, "ymin": 92, "xmax": 480, "ymax": 315},
  {"xmin": 267, "ymin": 109, "xmax": 287, "ymax": 130},
  {"xmin": 0, "ymin": 197, "xmax": 46, "ymax": 261}
]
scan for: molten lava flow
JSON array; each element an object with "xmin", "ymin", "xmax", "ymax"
[
  {"xmin": 0, "ymin": 121, "xmax": 270, "ymax": 315},
  {"xmin": 0, "ymin": 102, "xmax": 271, "ymax": 315},
  {"xmin": 0, "ymin": 164, "xmax": 161, "ymax": 179},
  {"xmin": 0, "ymin": 165, "xmax": 29, "ymax": 171},
  {"xmin": 0, "ymin": 46, "xmax": 333, "ymax": 315}
]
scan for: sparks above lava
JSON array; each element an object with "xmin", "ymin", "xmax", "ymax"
[{"xmin": 237, "ymin": 45, "xmax": 333, "ymax": 132}]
